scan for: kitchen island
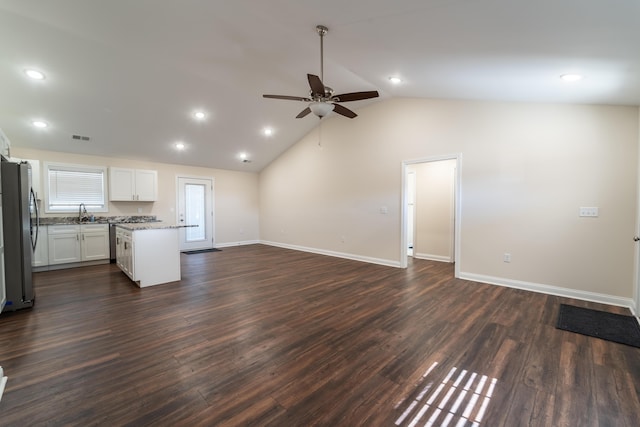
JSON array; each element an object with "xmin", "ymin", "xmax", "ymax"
[{"xmin": 115, "ymin": 223, "xmax": 190, "ymax": 287}]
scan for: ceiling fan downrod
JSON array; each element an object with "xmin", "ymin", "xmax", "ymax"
[{"xmin": 316, "ymin": 25, "xmax": 328, "ymax": 84}]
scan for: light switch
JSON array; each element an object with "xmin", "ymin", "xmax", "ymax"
[
  {"xmin": 380, "ymin": 206, "xmax": 388, "ymax": 214},
  {"xmin": 579, "ymin": 207, "xmax": 599, "ymax": 217}
]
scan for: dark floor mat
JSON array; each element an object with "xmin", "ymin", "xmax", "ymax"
[
  {"xmin": 556, "ymin": 304, "xmax": 640, "ymax": 348},
  {"xmin": 183, "ymin": 248, "xmax": 221, "ymax": 255}
]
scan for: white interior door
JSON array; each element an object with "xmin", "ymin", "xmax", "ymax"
[{"xmin": 177, "ymin": 177, "xmax": 214, "ymax": 251}]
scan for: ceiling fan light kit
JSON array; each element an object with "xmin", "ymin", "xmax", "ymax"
[
  {"xmin": 263, "ymin": 25, "xmax": 379, "ymax": 119},
  {"xmin": 309, "ymin": 101, "xmax": 333, "ymax": 117}
]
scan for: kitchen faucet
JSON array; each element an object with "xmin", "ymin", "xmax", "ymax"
[{"xmin": 78, "ymin": 203, "xmax": 88, "ymax": 222}]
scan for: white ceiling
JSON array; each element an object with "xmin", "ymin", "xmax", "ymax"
[{"xmin": 1, "ymin": 0, "xmax": 638, "ymax": 172}]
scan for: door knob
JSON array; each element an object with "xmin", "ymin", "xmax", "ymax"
[{"xmin": 634, "ymin": 236, "xmax": 640, "ymax": 242}]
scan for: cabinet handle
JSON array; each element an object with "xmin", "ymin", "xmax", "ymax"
[
  {"xmin": 116, "ymin": 237, "xmax": 120, "ymax": 245},
  {"xmin": 82, "ymin": 234, "xmax": 85, "ymax": 241},
  {"xmin": 76, "ymin": 234, "xmax": 79, "ymax": 241},
  {"xmin": 124, "ymin": 242, "xmax": 128, "ymax": 250}
]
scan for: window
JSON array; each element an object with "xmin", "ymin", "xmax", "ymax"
[{"xmin": 44, "ymin": 162, "xmax": 108, "ymax": 213}]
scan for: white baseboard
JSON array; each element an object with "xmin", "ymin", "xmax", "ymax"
[
  {"xmin": 233, "ymin": 241, "xmax": 638, "ymax": 315},
  {"xmin": 260, "ymin": 240, "xmax": 402, "ymax": 268},
  {"xmin": 413, "ymin": 253, "xmax": 452, "ymax": 263},
  {"xmin": 216, "ymin": 240, "xmax": 260, "ymax": 248},
  {"xmin": 459, "ymin": 271, "xmax": 635, "ymax": 310}
]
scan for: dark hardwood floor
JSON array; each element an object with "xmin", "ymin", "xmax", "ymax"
[{"xmin": 1, "ymin": 244, "xmax": 639, "ymax": 426}]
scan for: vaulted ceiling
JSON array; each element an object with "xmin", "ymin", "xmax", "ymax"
[{"xmin": 1, "ymin": 0, "xmax": 638, "ymax": 172}]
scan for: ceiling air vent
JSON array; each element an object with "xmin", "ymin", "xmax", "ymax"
[{"xmin": 72, "ymin": 134, "xmax": 91, "ymax": 141}]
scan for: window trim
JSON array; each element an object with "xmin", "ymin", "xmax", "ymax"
[{"xmin": 43, "ymin": 162, "xmax": 109, "ymax": 214}]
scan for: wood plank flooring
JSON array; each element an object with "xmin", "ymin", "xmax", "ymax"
[{"xmin": 1, "ymin": 244, "xmax": 639, "ymax": 426}]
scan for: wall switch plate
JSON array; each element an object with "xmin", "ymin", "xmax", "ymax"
[
  {"xmin": 503, "ymin": 253, "xmax": 511, "ymax": 263},
  {"xmin": 380, "ymin": 206, "xmax": 388, "ymax": 214},
  {"xmin": 579, "ymin": 207, "xmax": 599, "ymax": 217}
]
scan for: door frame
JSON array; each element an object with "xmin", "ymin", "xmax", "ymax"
[
  {"xmin": 635, "ymin": 204, "xmax": 640, "ymax": 320},
  {"xmin": 400, "ymin": 153, "xmax": 461, "ymax": 279},
  {"xmin": 175, "ymin": 175, "xmax": 215, "ymax": 251}
]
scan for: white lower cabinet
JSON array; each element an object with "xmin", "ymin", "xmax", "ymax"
[
  {"xmin": 48, "ymin": 224, "xmax": 109, "ymax": 265},
  {"xmin": 32, "ymin": 225, "xmax": 48, "ymax": 268},
  {"xmin": 48, "ymin": 225, "xmax": 81, "ymax": 265},
  {"xmin": 115, "ymin": 228, "xmax": 134, "ymax": 280},
  {"xmin": 81, "ymin": 224, "xmax": 110, "ymax": 261}
]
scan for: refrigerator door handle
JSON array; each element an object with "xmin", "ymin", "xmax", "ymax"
[{"xmin": 30, "ymin": 187, "xmax": 39, "ymax": 252}]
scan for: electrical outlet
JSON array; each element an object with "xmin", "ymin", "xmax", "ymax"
[
  {"xmin": 579, "ymin": 207, "xmax": 599, "ymax": 217},
  {"xmin": 503, "ymin": 253, "xmax": 511, "ymax": 263}
]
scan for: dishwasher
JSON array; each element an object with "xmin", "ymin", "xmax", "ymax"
[{"xmin": 109, "ymin": 224, "xmax": 117, "ymax": 263}]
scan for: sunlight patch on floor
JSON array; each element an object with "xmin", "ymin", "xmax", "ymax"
[{"xmin": 395, "ymin": 362, "xmax": 498, "ymax": 427}]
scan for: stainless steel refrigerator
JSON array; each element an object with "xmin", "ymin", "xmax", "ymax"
[{"xmin": 1, "ymin": 160, "xmax": 39, "ymax": 312}]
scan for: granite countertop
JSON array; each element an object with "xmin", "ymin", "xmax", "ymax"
[
  {"xmin": 39, "ymin": 215, "xmax": 160, "ymax": 225},
  {"xmin": 115, "ymin": 223, "xmax": 197, "ymax": 231}
]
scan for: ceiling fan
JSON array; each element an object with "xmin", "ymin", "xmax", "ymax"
[{"xmin": 263, "ymin": 25, "xmax": 379, "ymax": 119}]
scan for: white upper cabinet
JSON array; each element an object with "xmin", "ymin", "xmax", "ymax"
[
  {"xmin": 109, "ymin": 167, "xmax": 157, "ymax": 202},
  {"xmin": 133, "ymin": 169, "xmax": 157, "ymax": 201}
]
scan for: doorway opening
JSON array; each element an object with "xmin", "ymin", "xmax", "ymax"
[
  {"xmin": 401, "ymin": 155, "xmax": 461, "ymax": 278},
  {"xmin": 176, "ymin": 176, "xmax": 214, "ymax": 252}
]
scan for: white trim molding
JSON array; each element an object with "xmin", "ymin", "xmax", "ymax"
[
  {"xmin": 459, "ymin": 271, "xmax": 635, "ymax": 310},
  {"xmin": 216, "ymin": 240, "xmax": 260, "ymax": 248},
  {"xmin": 413, "ymin": 253, "xmax": 452, "ymax": 263},
  {"xmin": 260, "ymin": 241, "xmax": 402, "ymax": 268}
]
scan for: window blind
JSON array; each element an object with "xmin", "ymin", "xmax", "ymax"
[{"xmin": 47, "ymin": 165, "xmax": 106, "ymax": 211}]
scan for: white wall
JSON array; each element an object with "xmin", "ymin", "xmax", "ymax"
[
  {"xmin": 260, "ymin": 98, "xmax": 639, "ymax": 302},
  {"xmin": 13, "ymin": 147, "xmax": 260, "ymax": 246}
]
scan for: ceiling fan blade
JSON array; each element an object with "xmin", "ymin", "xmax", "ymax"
[
  {"xmin": 332, "ymin": 91, "xmax": 379, "ymax": 102},
  {"xmin": 263, "ymin": 94, "xmax": 311, "ymax": 101},
  {"xmin": 307, "ymin": 74, "xmax": 326, "ymax": 96},
  {"xmin": 296, "ymin": 107, "xmax": 312, "ymax": 118},
  {"xmin": 332, "ymin": 103, "xmax": 357, "ymax": 119}
]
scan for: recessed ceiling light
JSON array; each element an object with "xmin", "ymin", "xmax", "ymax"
[
  {"xmin": 263, "ymin": 127, "xmax": 273, "ymax": 136},
  {"xmin": 193, "ymin": 111, "xmax": 206, "ymax": 120},
  {"xmin": 174, "ymin": 142, "xmax": 185, "ymax": 150},
  {"xmin": 239, "ymin": 152, "xmax": 247, "ymax": 160},
  {"xmin": 32, "ymin": 120, "xmax": 48, "ymax": 128},
  {"xmin": 389, "ymin": 76, "xmax": 402, "ymax": 84},
  {"xmin": 25, "ymin": 69, "xmax": 45, "ymax": 80},
  {"xmin": 560, "ymin": 74, "xmax": 584, "ymax": 82}
]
